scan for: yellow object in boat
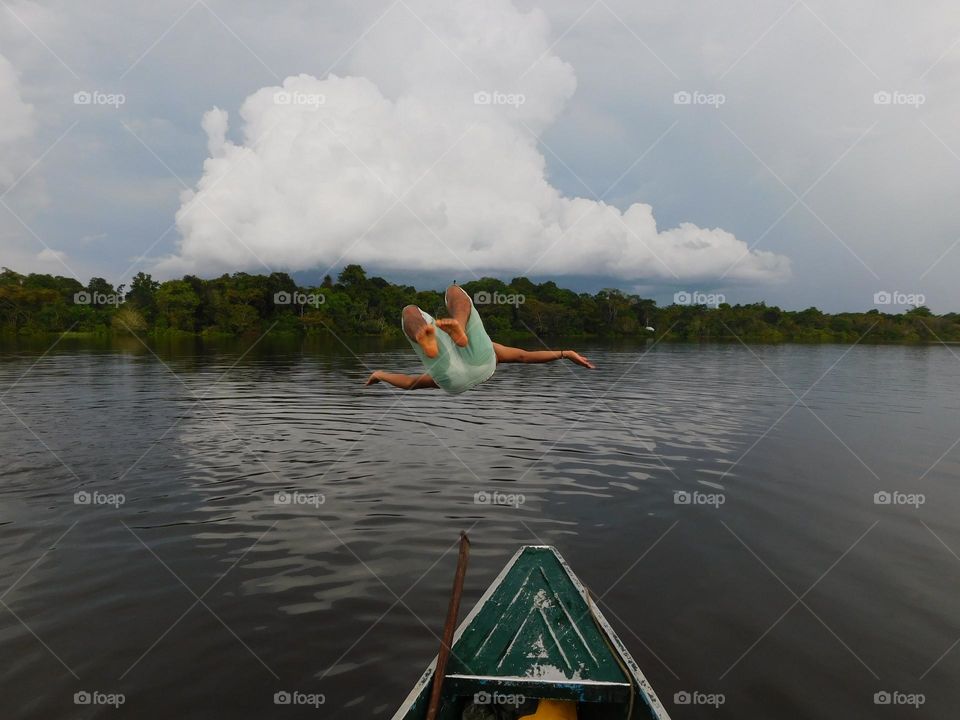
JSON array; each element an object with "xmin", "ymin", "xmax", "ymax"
[{"xmin": 519, "ymin": 699, "xmax": 577, "ymax": 720}]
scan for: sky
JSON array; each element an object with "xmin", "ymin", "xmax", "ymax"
[{"xmin": 0, "ymin": 0, "xmax": 958, "ymax": 312}]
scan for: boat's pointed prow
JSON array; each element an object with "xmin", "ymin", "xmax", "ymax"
[{"xmin": 392, "ymin": 545, "xmax": 672, "ymax": 719}]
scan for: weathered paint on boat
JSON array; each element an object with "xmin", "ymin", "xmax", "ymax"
[{"xmin": 392, "ymin": 546, "xmax": 671, "ymax": 720}]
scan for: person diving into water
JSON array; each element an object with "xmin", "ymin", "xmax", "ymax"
[{"xmin": 365, "ymin": 285, "xmax": 595, "ymax": 392}]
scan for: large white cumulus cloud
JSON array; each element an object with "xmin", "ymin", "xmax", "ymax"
[{"xmin": 162, "ymin": 0, "xmax": 789, "ymax": 283}]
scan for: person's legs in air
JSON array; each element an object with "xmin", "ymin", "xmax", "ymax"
[
  {"xmin": 401, "ymin": 296, "xmax": 495, "ymax": 394},
  {"xmin": 402, "ymin": 305, "xmax": 438, "ymax": 358},
  {"xmin": 435, "ymin": 285, "xmax": 470, "ymax": 347},
  {"xmin": 442, "ymin": 286, "xmax": 497, "ymax": 385}
]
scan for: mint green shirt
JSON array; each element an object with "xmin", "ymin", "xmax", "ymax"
[{"xmin": 406, "ymin": 305, "xmax": 497, "ymax": 394}]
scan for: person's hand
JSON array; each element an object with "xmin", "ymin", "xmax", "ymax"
[
  {"xmin": 565, "ymin": 351, "xmax": 595, "ymax": 369},
  {"xmin": 365, "ymin": 371, "xmax": 383, "ymax": 385}
]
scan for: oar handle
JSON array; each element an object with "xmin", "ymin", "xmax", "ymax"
[{"xmin": 425, "ymin": 531, "xmax": 471, "ymax": 720}]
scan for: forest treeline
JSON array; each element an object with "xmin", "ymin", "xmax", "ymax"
[{"xmin": 1, "ymin": 265, "xmax": 957, "ymax": 343}]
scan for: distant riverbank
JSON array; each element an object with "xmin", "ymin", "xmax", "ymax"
[{"xmin": 3, "ymin": 264, "xmax": 957, "ymax": 345}]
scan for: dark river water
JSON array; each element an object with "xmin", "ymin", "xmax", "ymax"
[{"xmin": 0, "ymin": 335, "xmax": 958, "ymax": 719}]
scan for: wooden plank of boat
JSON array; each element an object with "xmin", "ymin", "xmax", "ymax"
[{"xmin": 392, "ymin": 545, "xmax": 672, "ymax": 720}]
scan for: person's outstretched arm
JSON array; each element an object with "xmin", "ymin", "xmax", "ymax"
[
  {"xmin": 365, "ymin": 371, "xmax": 439, "ymax": 390},
  {"xmin": 493, "ymin": 343, "xmax": 595, "ymax": 369}
]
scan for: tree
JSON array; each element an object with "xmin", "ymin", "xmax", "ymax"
[
  {"xmin": 338, "ymin": 264, "xmax": 367, "ymax": 289},
  {"xmin": 155, "ymin": 280, "xmax": 200, "ymax": 331},
  {"xmin": 86, "ymin": 277, "xmax": 117, "ymax": 306},
  {"xmin": 0, "ymin": 268, "xmax": 24, "ymax": 286},
  {"xmin": 126, "ymin": 272, "xmax": 160, "ymax": 318},
  {"xmin": 0, "ymin": 283, "xmax": 60, "ymax": 334}
]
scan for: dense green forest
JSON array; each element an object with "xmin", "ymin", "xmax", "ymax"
[{"xmin": 1, "ymin": 265, "xmax": 957, "ymax": 343}]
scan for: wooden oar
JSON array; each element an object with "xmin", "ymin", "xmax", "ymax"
[{"xmin": 425, "ymin": 531, "xmax": 471, "ymax": 720}]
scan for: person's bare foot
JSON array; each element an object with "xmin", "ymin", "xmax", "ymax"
[
  {"xmin": 403, "ymin": 305, "xmax": 439, "ymax": 358},
  {"xmin": 415, "ymin": 324, "xmax": 439, "ymax": 357},
  {"xmin": 436, "ymin": 318, "xmax": 468, "ymax": 347}
]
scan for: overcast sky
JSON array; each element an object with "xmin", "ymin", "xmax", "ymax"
[{"xmin": 1, "ymin": 0, "xmax": 958, "ymax": 311}]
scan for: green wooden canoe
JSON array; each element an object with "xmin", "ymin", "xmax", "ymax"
[{"xmin": 392, "ymin": 545, "xmax": 671, "ymax": 720}]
